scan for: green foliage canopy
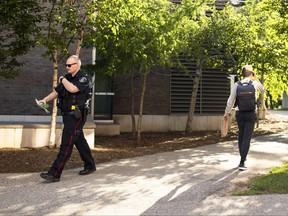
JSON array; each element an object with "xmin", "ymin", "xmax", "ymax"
[
  {"xmin": 0, "ymin": 0, "xmax": 42, "ymax": 79},
  {"xmin": 86, "ymin": 0, "xmax": 194, "ymax": 76},
  {"xmin": 40, "ymin": 0, "xmax": 94, "ymax": 62},
  {"xmin": 203, "ymin": 0, "xmax": 288, "ymax": 102},
  {"xmin": 234, "ymin": 0, "xmax": 288, "ymax": 101}
]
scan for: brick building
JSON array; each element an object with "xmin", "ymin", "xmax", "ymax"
[
  {"xmin": 0, "ymin": 0, "xmax": 232, "ymax": 144},
  {"xmin": 0, "ymin": 44, "xmax": 230, "ymax": 132}
]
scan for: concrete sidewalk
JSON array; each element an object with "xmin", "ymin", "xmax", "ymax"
[{"xmin": 1, "ymin": 131, "xmax": 288, "ymax": 215}]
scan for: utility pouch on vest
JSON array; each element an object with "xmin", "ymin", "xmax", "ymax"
[{"xmin": 74, "ymin": 105, "xmax": 82, "ymax": 119}]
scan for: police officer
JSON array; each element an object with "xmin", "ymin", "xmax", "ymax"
[
  {"xmin": 223, "ymin": 65, "xmax": 264, "ymax": 171},
  {"xmin": 39, "ymin": 55, "xmax": 96, "ymax": 182}
]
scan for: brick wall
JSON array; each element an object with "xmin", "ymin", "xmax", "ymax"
[
  {"xmin": 0, "ymin": 46, "xmax": 92, "ymax": 115},
  {"xmin": 0, "ymin": 44, "xmax": 171, "ymax": 117},
  {"xmin": 113, "ymin": 66, "xmax": 171, "ymax": 115}
]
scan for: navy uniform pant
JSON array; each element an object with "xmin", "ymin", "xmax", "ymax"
[
  {"xmin": 235, "ymin": 111, "xmax": 256, "ymax": 162},
  {"xmin": 48, "ymin": 114, "xmax": 96, "ymax": 178}
]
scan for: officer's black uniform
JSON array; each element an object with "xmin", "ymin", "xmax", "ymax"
[{"xmin": 48, "ymin": 70, "xmax": 96, "ymax": 179}]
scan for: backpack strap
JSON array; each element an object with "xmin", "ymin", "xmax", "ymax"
[{"xmin": 237, "ymin": 80, "xmax": 253, "ymax": 86}]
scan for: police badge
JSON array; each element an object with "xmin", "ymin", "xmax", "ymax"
[{"xmin": 79, "ymin": 77, "xmax": 87, "ymax": 83}]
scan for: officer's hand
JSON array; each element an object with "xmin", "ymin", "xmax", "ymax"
[
  {"xmin": 59, "ymin": 76, "xmax": 64, "ymax": 83},
  {"xmin": 38, "ymin": 99, "xmax": 46, "ymax": 106}
]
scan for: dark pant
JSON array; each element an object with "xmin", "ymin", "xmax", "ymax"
[
  {"xmin": 236, "ymin": 111, "xmax": 256, "ymax": 162},
  {"xmin": 48, "ymin": 114, "xmax": 96, "ymax": 178}
]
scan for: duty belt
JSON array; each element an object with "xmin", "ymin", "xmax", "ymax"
[{"xmin": 61, "ymin": 111, "xmax": 75, "ymax": 115}]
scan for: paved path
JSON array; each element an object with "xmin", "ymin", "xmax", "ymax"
[{"xmin": 1, "ymin": 115, "xmax": 288, "ymax": 215}]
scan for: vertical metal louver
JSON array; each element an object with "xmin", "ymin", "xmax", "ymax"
[
  {"xmin": 168, "ymin": 0, "xmax": 232, "ymax": 115},
  {"xmin": 170, "ymin": 58, "xmax": 230, "ymax": 115}
]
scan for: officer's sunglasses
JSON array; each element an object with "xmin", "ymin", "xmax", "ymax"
[{"xmin": 65, "ymin": 63, "xmax": 77, "ymax": 68}]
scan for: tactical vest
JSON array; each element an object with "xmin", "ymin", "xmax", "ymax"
[
  {"xmin": 59, "ymin": 90, "xmax": 88, "ymax": 111},
  {"xmin": 56, "ymin": 83, "xmax": 92, "ymax": 112}
]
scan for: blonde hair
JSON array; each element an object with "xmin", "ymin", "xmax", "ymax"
[{"xmin": 241, "ymin": 65, "xmax": 253, "ymax": 77}]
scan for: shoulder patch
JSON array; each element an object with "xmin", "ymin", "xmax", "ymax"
[{"xmin": 79, "ymin": 77, "xmax": 87, "ymax": 83}]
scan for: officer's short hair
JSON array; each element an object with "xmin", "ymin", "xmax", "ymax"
[{"xmin": 68, "ymin": 55, "xmax": 81, "ymax": 67}]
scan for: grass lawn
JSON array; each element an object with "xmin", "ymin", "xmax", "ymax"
[{"xmin": 234, "ymin": 162, "xmax": 288, "ymax": 195}]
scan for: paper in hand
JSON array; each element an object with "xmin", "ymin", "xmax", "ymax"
[
  {"xmin": 221, "ymin": 118, "xmax": 228, "ymax": 137},
  {"xmin": 35, "ymin": 99, "xmax": 50, "ymax": 114}
]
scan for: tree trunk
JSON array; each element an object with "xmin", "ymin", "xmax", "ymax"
[
  {"xmin": 75, "ymin": 18, "xmax": 85, "ymax": 56},
  {"xmin": 186, "ymin": 59, "xmax": 202, "ymax": 133},
  {"xmin": 137, "ymin": 70, "xmax": 147, "ymax": 145},
  {"xmin": 256, "ymin": 66, "xmax": 266, "ymax": 128},
  {"xmin": 49, "ymin": 49, "xmax": 59, "ymax": 148},
  {"xmin": 129, "ymin": 69, "xmax": 136, "ymax": 139},
  {"xmin": 258, "ymin": 69, "xmax": 266, "ymax": 120}
]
